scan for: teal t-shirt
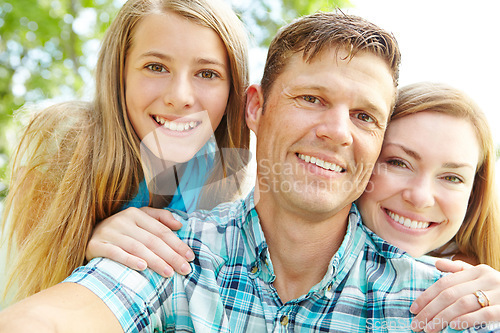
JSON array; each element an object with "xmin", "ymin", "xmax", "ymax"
[{"xmin": 122, "ymin": 138, "xmax": 216, "ymax": 213}]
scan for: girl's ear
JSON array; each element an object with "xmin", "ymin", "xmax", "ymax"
[{"xmin": 245, "ymin": 84, "xmax": 264, "ymax": 135}]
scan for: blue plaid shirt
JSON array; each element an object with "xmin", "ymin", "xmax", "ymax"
[{"xmin": 65, "ymin": 191, "xmax": 498, "ymax": 332}]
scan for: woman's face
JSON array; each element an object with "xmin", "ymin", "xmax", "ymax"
[
  {"xmin": 124, "ymin": 11, "xmax": 230, "ymax": 162},
  {"xmin": 357, "ymin": 111, "xmax": 480, "ymax": 257}
]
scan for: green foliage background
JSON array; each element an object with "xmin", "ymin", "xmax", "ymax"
[{"xmin": 0, "ymin": 0, "xmax": 351, "ymax": 201}]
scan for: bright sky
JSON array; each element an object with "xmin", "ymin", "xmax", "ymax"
[{"xmin": 347, "ymin": 0, "xmax": 500, "ymax": 145}]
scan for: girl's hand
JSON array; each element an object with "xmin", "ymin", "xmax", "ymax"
[
  {"xmin": 410, "ymin": 259, "xmax": 500, "ymax": 332},
  {"xmin": 86, "ymin": 207, "xmax": 195, "ymax": 278}
]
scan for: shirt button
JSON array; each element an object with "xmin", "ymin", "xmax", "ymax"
[
  {"xmin": 280, "ymin": 315, "xmax": 289, "ymax": 326},
  {"xmin": 325, "ymin": 284, "xmax": 334, "ymax": 299},
  {"xmin": 251, "ymin": 264, "xmax": 258, "ymax": 274}
]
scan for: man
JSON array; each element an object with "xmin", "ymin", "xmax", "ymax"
[{"xmin": 0, "ymin": 12, "xmax": 462, "ymax": 332}]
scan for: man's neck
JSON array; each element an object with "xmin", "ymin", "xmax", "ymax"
[{"xmin": 255, "ymin": 196, "xmax": 351, "ymax": 303}]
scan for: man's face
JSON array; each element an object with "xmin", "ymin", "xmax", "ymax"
[{"xmin": 248, "ymin": 49, "xmax": 395, "ymax": 220}]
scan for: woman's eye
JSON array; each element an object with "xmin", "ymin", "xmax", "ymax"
[
  {"xmin": 302, "ymin": 95, "xmax": 320, "ymax": 104},
  {"xmin": 443, "ymin": 175, "xmax": 463, "ymax": 183},
  {"xmin": 355, "ymin": 112, "xmax": 374, "ymax": 123},
  {"xmin": 387, "ymin": 159, "xmax": 407, "ymax": 168},
  {"xmin": 198, "ymin": 70, "xmax": 219, "ymax": 79},
  {"xmin": 146, "ymin": 64, "xmax": 166, "ymax": 73}
]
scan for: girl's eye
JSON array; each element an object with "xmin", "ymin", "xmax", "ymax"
[
  {"xmin": 355, "ymin": 112, "xmax": 374, "ymax": 123},
  {"xmin": 302, "ymin": 95, "xmax": 320, "ymax": 104},
  {"xmin": 198, "ymin": 70, "xmax": 219, "ymax": 79},
  {"xmin": 146, "ymin": 64, "xmax": 166, "ymax": 73},
  {"xmin": 387, "ymin": 159, "xmax": 407, "ymax": 168},
  {"xmin": 443, "ymin": 175, "xmax": 463, "ymax": 183}
]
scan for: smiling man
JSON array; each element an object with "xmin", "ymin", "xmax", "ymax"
[{"xmin": 0, "ymin": 12, "xmax": 459, "ymax": 333}]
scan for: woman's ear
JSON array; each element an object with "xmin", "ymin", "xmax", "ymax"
[{"xmin": 245, "ymin": 84, "xmax": 264, "ymax": 135}]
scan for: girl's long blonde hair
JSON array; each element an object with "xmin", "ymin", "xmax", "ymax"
[
  {"xmin": 393, "ymin": 82, "xmax": 500, "ymax": 270},
  {"xmin": 2, "ymin": 0, "xmax": 249, "ymax": 301}
]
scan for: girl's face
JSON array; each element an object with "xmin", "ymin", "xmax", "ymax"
[
  {"xmin": 357, "ymin": 111, "xmax": 480, "ymax": 257},
  {"xmin": 124, "ymin": 11, "xmax": 230, "ymax": 162}
]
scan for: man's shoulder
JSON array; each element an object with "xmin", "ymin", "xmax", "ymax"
[
  {"xmin": 355, "ymin": 212, "xmax": 443, "ymax": 282},
  {"xmin": 362, "ymin": 234, "xmax": 443, "ymax": 283},
  {"xmin": 170, "ymin": 194, "xmax": 250, "ymax": 228},
  {"xmin": 166, "ymin": 194, "xmax": 256, "ymax": 265},
  {"xmin": 352, "ymin": 223, "xmax": 444, "ymax": 291}
]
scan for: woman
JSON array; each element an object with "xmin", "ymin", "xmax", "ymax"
[
  {"xmin": 1, "ymin": 0, "xmax": 250, "ymax": 302},
  {"xmin": 357, "ymin": 82, "xmax": 500, "ymax": 331}
]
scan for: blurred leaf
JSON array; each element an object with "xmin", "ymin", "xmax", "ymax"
[
  {"xmin": 231, "ymin": 0, "xmax": 351, "ymax": 47},
  {"xmin": 0, "ymin": 0, "xmax": 121, "ymax": 200}
]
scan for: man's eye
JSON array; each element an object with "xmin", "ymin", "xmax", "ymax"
[
  {"xmin": 146, "ymin": 64, "xmax": 166, "ymax": 73},
  {"xmin": 302, "ymin": 95, "xmax": 320, "ymax": 104},
  {"xmin": 356, "ymin": 112, "xmax": 374, "ymax": 123}
]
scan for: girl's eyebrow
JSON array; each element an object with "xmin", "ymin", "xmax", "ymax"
[
  {"xmin": 139, "ymin": 51, "xmax": 226, "ymax": 68},
  {"xmin": 195, "ymin": 58, "xmax": 227, "ymax": 68},
  {"xmin": 138, "ymin": 51, "xmax": 171, "ymax": 60}
]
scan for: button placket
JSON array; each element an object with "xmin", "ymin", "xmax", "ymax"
[{"xmin": 325, "ymin": 283, "xmax": 334, "ymax": 299}]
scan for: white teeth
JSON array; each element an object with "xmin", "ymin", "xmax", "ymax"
[
  {"xmin": 298, "ymin": 154, "xmax": 344, "ymax": 173},
  {"xmin": 387, "ymin": 210, "xmax": 430, "ymax": 230},
  {"xmin": 153, "ymin": 116, "xmax": 199, "ymax": 132},
  {"xmin": 154, "ymin": 115, "xmax": 165, "ymax": 125}
]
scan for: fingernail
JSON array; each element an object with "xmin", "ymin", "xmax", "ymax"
[
  {"xmin": 163, "ymin": 266, "xmax": 174, "ymax": 278},
  {"xmin": 185, "ymin": 250, "xmax": 195, "ymax": 261},
  {"xmin": 410, "ymin": 302, "xmax": 419, "ymax": 314},
  {"xmin": 137, "ymin": 260, "xmax": 147, "ymax": 271},
  {"xmin": 180, "ymin": 263, "xmax": 192, "ymax": 275}
]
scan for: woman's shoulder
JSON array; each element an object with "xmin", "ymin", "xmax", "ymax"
[{"xmin": 452, "ymin": 252, "xmax": 480, "ymax": 266}]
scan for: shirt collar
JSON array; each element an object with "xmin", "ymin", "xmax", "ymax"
[
  {"xmin": 360, "ymin": 215, "xmax": 408, "ymax": 259},
  {"xmin": 240, "ymin": 196, "xmax": 372, "ymax": 290}
]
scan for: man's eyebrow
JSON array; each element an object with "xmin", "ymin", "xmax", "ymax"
[{"xmin": 294, "ymin": 84, "xmax": 388, "ymax": 116}]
